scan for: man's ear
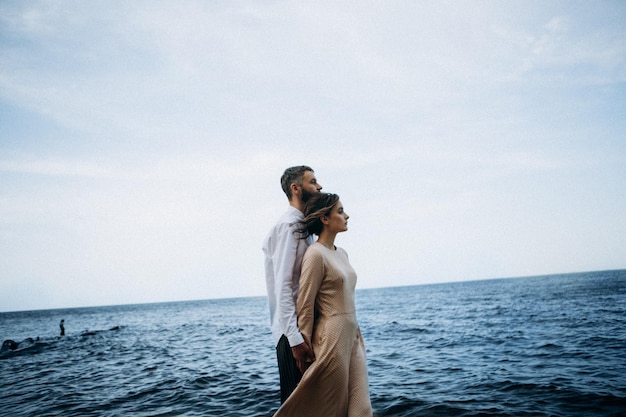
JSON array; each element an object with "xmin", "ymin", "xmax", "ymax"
[{"xmin": 290, "ymin": 182, "xmax": 299, "ymax": 196}]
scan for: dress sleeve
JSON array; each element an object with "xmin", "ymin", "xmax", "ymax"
[{"xmin": 297, "ymin": 246, "xmax": 324, "ymax": 346}]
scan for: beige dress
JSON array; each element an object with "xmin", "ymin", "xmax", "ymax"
[{"xmin": 274, "ymin": 243, "xmax": 372, "ymax": 417}]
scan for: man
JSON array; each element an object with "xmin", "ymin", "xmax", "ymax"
[{"xmin": 263, "ymin": 165, "xmax": 322, "ymax": 403}]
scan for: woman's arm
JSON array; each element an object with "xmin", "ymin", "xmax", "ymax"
[{"xmin": 296, "ymin": 246, "xmax": 324, "ymax": 360}]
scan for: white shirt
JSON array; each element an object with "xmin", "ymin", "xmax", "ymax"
[{"xmin": 263, "ymin": 206, "xmax": 314, "ymax": 347}]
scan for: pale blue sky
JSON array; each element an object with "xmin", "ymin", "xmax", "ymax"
[{"xmin": 1, "ymin": 1, "xmax": 625, "ymax": 312}]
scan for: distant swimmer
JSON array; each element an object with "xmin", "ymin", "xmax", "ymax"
[{"xmin": 60, "ymin": 319, "xmax": 65, "ymax": 336}]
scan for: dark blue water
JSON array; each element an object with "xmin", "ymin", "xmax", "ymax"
[{"xmin": 1, "ymin": 270, "xmax": 625, "ymax": 416}]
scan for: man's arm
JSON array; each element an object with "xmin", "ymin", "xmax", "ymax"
[
  {"xmin": 272, "ymin": 221, "xmax": 305, "ymax": 347},
  {"xmin": 292, "ymin": 341, "xmax": 315, "ymax": 374}
]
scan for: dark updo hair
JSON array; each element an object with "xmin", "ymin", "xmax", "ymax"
[{"xmin": 298, "ymin": 192, "xmax": 340, "ymax": 238}]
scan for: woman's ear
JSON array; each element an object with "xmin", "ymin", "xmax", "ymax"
[{"xmin": 321, "ymin": 215, "xmax": 329, "ymax": 225}]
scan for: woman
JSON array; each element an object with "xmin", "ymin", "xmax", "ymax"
[{"xmin": 274, "ymin": 193, "xmax": 373, "ymax": 417}]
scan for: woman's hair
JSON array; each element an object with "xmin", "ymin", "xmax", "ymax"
[{"xmin": 298, "ymin": 192, "xmax": 340, "ymax": 238}]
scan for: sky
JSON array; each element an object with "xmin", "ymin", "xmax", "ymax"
[{"xmin": 1, "ymin": 1, "xmax": 625, "ymax": 312}]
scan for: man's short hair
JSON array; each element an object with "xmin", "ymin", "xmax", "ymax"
[{"xmin": 281, "ymin": 165, "xmax": 314, "ymax": 200}]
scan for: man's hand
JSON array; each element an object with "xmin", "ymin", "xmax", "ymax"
[{"xmin": 292, "ymin": 341, "xmax": 315, "ymax": 374}]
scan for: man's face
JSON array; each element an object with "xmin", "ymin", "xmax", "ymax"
[{"xmin": 299, "ymin": 171, "xmax": 323, "ymax": 202}]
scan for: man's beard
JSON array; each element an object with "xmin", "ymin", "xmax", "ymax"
[{"xmin": 301, "ymin": 188, "xmax": 315, "ymax": 203}]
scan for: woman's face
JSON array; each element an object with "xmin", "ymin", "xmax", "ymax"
[{"xmin": 325, "ymin": 200, "xmax": 349, "ymax": 234}]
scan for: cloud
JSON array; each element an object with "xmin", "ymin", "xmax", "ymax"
[
  {"xmin": 0, "ymin": 158, "xmax": 115, "ymax": 178},
  {"xmin": 1, "ymin": 1, "xmax": 625, "ymax": 311}
]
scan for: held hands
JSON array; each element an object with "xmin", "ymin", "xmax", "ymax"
[{"xmin": 291, "ymin": 341, "xmax": 315, "ymax": 374}]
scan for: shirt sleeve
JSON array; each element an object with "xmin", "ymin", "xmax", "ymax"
[
  {"xmin": 272, "ymin": 221, "xmax": 305, "ymax": 347},
  {"xmin": 297, "ymin": 246, "xmax": 325, "ymax": 346}
]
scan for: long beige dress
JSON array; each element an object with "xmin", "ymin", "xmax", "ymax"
[{"xmin": 273, "ymin": 242, "xmax": 372, "ymax": 417}]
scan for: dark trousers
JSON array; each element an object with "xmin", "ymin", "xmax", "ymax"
[{"xmin": 276, "ymin": 334, "xmax": 303, "ymax": 403}]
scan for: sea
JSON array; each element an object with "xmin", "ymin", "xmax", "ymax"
[{"xmin": 1, "ymin": 270, "xmax": 625, "ymax": 417}]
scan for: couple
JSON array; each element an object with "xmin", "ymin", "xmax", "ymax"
[{"xmin": 263, "ymin": 166, "xmax": 373, "ymax": 417}]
